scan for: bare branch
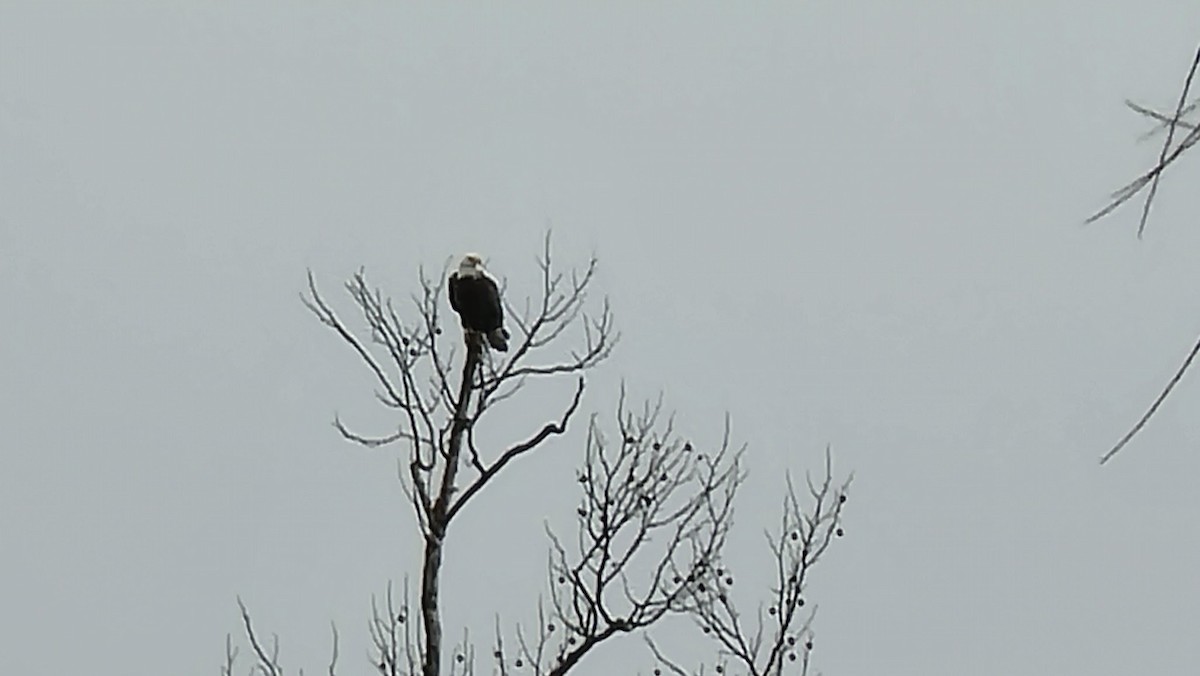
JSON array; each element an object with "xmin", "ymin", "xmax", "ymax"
[
  {"xmin": 332, "ymin": 415, "xmax": 409, "ymax": 448},
  {"xmin": 1129, "ymin": 99, "xmax": 1199, "ymax": 135},
  {"xmin": 221, "ymin": 634, "xmax": 239, "ymax": 676},
  {"xmin": 644, "ymin": 635, "xmax": 691, "ymax": 676},
  {"xmin": 1086, "ymin": 44, "xmax": 1200, "ymax": 236},
  {"xmin": 448, "ymin": 376, "xmax": 586, "ymax": 523},
  {"xmin": 237, "ymin": 597, "xmax": 283, "ymax": 676},
  {"xmin": 1100, "ymin": 330, "xmax": 1200, "ymax": 464}
]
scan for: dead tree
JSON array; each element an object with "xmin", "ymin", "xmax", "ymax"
[
  {"xmin": 1086, "ymin": 45, "xmax": 1200, "ymax": 464},
  {"xmin": 228, "ymin": 235, "xmax": 851, "ymax": 676}
]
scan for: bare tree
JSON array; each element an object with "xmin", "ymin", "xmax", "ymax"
[
  {"xmin": 1086, "ymin": 45, "xmax": 1200, "ymax": 464},
  {"xmin": 227, "ymin": 234, "xmax": 852, "ymax": 675}
]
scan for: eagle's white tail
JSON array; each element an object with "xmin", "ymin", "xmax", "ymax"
[{"xmin": 487, "ymin": 328, "xmax": 510, "ymax": 352}]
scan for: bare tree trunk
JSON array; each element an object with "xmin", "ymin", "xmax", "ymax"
[{"xmin": 421, "ymin": 336, "xmax": 482, "ymax": 676}]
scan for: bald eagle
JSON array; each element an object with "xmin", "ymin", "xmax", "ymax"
[{"xmin": 448, "ymin": 253, "xmax": 510, "ymax": 352}]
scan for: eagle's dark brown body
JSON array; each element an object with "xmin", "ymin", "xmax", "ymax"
[{"xmin": 448, "ymin": 261, "xmax": 509, "ymax": 352}]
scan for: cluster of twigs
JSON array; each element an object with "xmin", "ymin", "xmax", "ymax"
[
  {"xmin": 223, "ymin": 597, "xmax": 339, "ymax": 676},
  {"xmin": 648, "ymin": 449, "xmax": 850, "ymax": 676},
  {"xmin": 1087, "ymin": 45, "xmax": 1200, "ymax": 465},
  {"xmin": 1086, "ymin": 46, "xmax": 1200, "ymax": 238},
  {"xmin": 363, "ymin": 579, "xmax": 481, "ymax": 676}
]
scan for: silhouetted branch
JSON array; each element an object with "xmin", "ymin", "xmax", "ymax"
[
  {"xmin": 448, "ymin": 376, "xmax": 586, "ymax": 523},
  {"xmin": 644, "ymin": 636, "xmax": 691, "ymax": 676},
  {"xmin": 1086, "ymin": 45, "xmax": 1200, "ymax": 237},
  {"xmin": 327, "ymin": 623, "xmax": 340, "ymax": 676},
  {"xmin": 1100, "ymin": 331, "xmax": 1200, "ymax": 464},
  {"xmin": 235, "ymin": 597, "xmax": 285, "ymax": 676},
  {"xmin": 221, "ymin": 634, "xmax": 239, "ymax": 676},
  {"xmin": 230, "ymin": 601, "xmax": 340, "ymax": 675},
  {"xmin": 1129, "ymin": 99, "xmax": 1199, "ymax": 135}
]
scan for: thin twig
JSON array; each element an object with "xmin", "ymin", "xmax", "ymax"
[{"xmin": 1100, "ymin": 331, "xmax": 1200, "ymax": 464}]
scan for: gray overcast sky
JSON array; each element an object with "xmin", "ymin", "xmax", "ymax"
[{"xmin": 3, "ymin": 3, "xmax": 1200, "ymax": 675}]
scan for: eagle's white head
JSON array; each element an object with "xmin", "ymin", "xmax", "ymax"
[{"xmin": 458, "ymin": 253, "xmax": 485, "ymax": 278}]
